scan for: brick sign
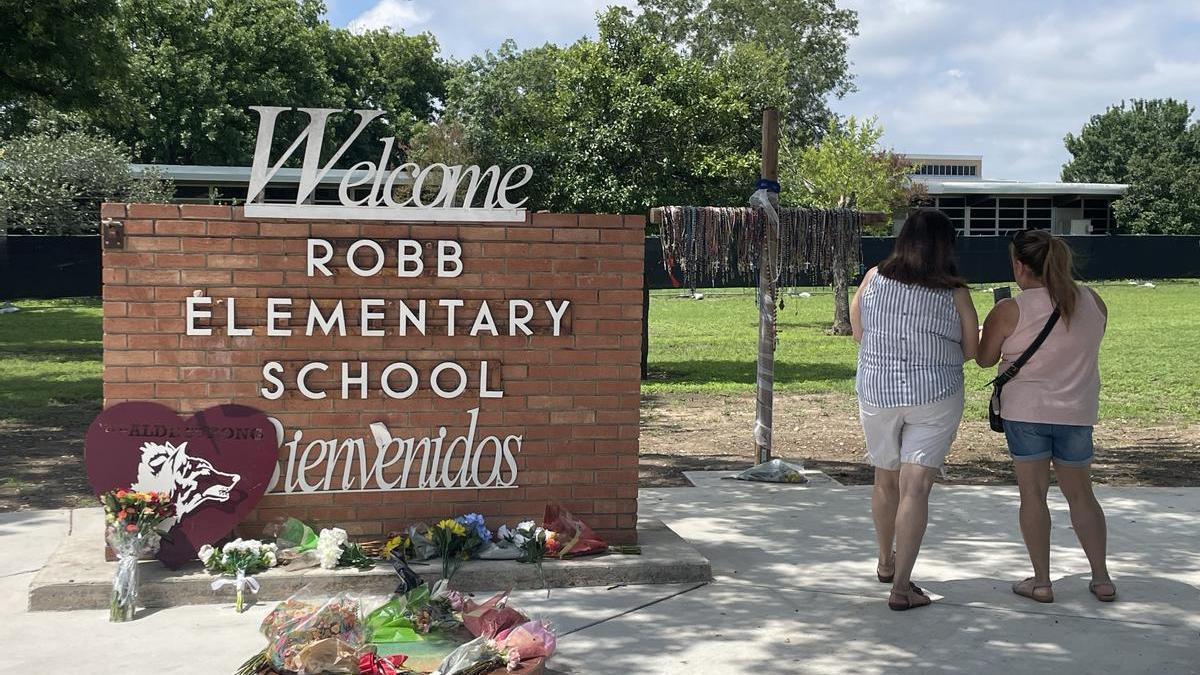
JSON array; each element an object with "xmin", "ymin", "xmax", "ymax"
[{"xmin": 99, "ymin": 203, "xmax": 643, "ymax": 542}]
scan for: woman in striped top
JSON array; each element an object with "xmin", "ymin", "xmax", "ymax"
[{"xmin": 850, "ymin": 209, "xmax": 979, "ymax": 611}]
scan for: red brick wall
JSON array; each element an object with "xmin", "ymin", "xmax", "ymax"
[{"xmin": 99, "ymin": 203, "xmax": 643, "ymax": 543}]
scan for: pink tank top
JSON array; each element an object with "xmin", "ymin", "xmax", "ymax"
[{"xmin": 999, "ymin": 286, "xmax": 1105, "ymax": 426}]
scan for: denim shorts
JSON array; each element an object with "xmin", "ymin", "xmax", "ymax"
[{"xmin": 1003, "ymin": 420, "xmax": 1094, "ymax": 466}]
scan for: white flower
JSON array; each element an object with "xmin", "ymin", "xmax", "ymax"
[
  {"xmin": 319, "ymin": 527, "xmax": 348, "ymax": 548},
  {"xmin": 222, "ymin": 538, "xmax": 242, "ymax": 555},
  {"xmin": 264, "ymin": 542, "xmax": 278, "ymax": 553},
  {"xmin": 316, "ymin": 528, "xmax": 348, "ymax": 569},
  {"xmin": 264, "ymin": 551, "xmax": 277, "ymax": 567},
  {"xmin": 197, "ymin": 544, "xmax": 215, "ymax": 565},
  {"xmin": 317, "ymin": 545, "xmax": 340, "ymax": 569},
  {"xmin": 516, "ymin": 520, "xmax": 536, "ymax": 532}
]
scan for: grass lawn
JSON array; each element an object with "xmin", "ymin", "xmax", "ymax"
[
  {"xmin": 0, "ymin": 299, "xmax": 102, "ymax": 428},
  {"xmin": 646, "ymin": 281, "xmax": 1200, "ymax": 423},
  {"xmin": 2, "ymin": 284, "xmax": 1198, "ymax": 426}
]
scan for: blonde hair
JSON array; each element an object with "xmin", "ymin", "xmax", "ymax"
[{"xmin": 1011, "ymin": 230, "xmax": 1078, "ymax": 323}]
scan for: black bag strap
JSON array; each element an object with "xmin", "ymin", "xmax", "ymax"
[{"xmin": 988, "ymin": 308, "xmax": 1061, "ymax": 388}]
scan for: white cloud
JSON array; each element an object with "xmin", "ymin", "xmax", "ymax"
[
  {"xmin": 833, "ymin": 0, "xmax": 1200, "ymax": 180},
  {"xmin": 344, "ymin": 0, "xmax": 634, "ymax": 57},
  {"xmin": 348, "ymin": 0, "xmax": 429, "ymax": 33}
]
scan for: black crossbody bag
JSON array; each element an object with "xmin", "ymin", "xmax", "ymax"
[{"xmin": 987, "ymin": 308, "xmax": 1061, "ymax": 432}]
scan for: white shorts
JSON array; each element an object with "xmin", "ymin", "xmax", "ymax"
[{"xmin": 859, "ymin": 389, "xmax": 964, "ymax": 471}]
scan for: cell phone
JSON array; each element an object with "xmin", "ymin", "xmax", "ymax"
[{"xmin": 993, "ymin": 286, "xmax": 1012, "ymax": 304}]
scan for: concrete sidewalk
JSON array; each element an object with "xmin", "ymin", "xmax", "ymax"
[{"xmin": 2, "ymin": 475, "xmax": 1198, "ymax": 674}]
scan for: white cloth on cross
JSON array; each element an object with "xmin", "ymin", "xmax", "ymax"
[{"xmin": 749, "ymin": 187, "xmax": 782, "ymax": 452}]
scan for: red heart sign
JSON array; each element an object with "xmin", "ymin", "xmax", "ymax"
[{"xmin": 85, "ymin": 402, "xmax": 278, "ymax": 569}]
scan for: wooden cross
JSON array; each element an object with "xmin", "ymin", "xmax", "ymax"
[{"xmin": 650, "ymin": 108, "xmax": 783, "ymax": 464}]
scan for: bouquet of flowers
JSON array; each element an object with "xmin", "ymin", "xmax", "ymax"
[
  {"xmin": 316, "ymin": 527, "xmax": 374, "ymax": 570},
  {"xmin": 460, "ymin": 591, "xmax": 527, "ymax": 640},
  {"xmin": 236, "ymin": 590, "xmax": 363, "ymax": 675},
  {"xmin": 199, "ymin": 538, "xmax": 278, "ymax": 612},
  {"xmin": 496, "ymin": 621, "xmax": 557, "ymax": 669},
  {"xmin": 542, "ymin": 503, "xmax": 607, "ymax": 558},
  {"xmin": 365, "ymin": 582, "xmax": 459, "ymax": 643},
  {"xmin": 274, "ymin": 516, "xmax": 320, "ymax": 566},
  {"xmin": 497, "ymin": 521, "xmax": 557, "ymax": 597},
  {"xmin": 432, "ymin": 622, "xmax": 556, "ymax": 675},
  {"xmin": 101, "ymin": 489, "xmax": 174, "ymax": 622},
  {"xmin": 429, "ymin": 515, "xmax": 486, "ymax": 584}
]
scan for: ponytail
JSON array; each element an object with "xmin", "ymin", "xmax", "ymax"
[
  {"xmin": 1042, "ymin": 238, "xmax": 1078, "ymax": 323},
  {"xmin": 1011, "ymin": 230, "xmax": 1079, "ymax": 324}
]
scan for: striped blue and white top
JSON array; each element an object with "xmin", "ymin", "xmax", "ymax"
[{"xmin": 855, "ymin": 271, "xmax": 965, "ymax": 408}]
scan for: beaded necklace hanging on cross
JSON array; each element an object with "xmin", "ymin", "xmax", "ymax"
[{"xmin": 659, "ymin": 206, "xmax": 863, "ymax": 290}]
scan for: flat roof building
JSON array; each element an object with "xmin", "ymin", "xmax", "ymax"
[{"xmin": 897, "ymin": 154, "xmax": 1127, "ymax": 236}]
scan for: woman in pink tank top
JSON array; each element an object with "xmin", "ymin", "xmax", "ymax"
[{"xmin": 978, "ymin": 230, "xmax": 1115, "ymax": 604}]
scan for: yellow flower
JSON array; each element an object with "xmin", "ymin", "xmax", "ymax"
[
  {"xmin": 436, "ymin": 519, "xmax": 466, "ymax": 537},
  {"xmin": 381, "ymin": 535, "xmax": 407, "ymax": 557}
]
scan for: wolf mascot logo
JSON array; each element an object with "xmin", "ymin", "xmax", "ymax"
[{"xmin": 131, "ymin": 441, "xmax": 241, "ymax": 524}]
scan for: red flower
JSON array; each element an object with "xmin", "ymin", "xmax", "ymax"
[
  {"xmin": 125, "ymin": 524, "xmax": 138, "ymax": 533},
  {"xmin": 117, "ymin": 509, "xmax": 127, "ymax": 520},
  {"xmin": 116, "ymin": 489, "xmax": 128, "ymax": 499}
]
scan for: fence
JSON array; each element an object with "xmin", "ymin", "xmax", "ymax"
[
  {"xmin": 0, "ymin": 235, "xmax": 101, "ymax": 300},
  {"xmin": 3, "ymin": 234, "xmax": 1200, "ymax": 301}
]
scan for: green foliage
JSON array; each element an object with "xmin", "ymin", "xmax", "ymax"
[
  {"xmin": 781, "ymin": 116, "xmax": 913, "ymax": 234},
  {"xmin": 0, "ymin": 130, "xmax": 173, "ymax": 234},
  {"xmin": 0, "ymin": 0, "xmax": 127, "ymax": 110},
  {"xmin": 404, "ymin": 118, "xmax": 477, "ymax": 204},
  {"xmin": 80, "ymin": 0, "xmax": 448, "ymax": 166},
  {"xmin": 635, "ymin": 0, "xmax": 858, "ymax": 139},
  {"xmin": 1062, "ymin": 99, "xmax": 1200, "ymax": 234},
  {"xmin": 448, "ymin": 7, "xmax": 774, "ymax": 214}
]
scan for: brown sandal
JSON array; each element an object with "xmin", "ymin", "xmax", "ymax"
[
  {"xmin": 1012, "ymin": 577, "xmax": 1054, "ymax": 603},
  {"xmin": 1089, "ymin": 579, "xmax": 1117, "ymax": 602},
  {"xmin": 888, "ymin": 583, "xmax": 932, "ymax": 611},
  {"xmin": 877, "ymin": 551, "xmax": 896, "ymax": 584}
]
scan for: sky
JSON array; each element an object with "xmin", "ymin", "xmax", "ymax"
[{"xmin": 326, "ymin": 0, "xmax": 1200, "ymax": 182}]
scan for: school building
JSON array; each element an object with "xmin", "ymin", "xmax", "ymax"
[{"xmin": 897, "ymin": 154, "xmax": 1128, "ymax": 236}]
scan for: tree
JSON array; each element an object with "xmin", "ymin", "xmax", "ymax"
[
  {"xmin": 92, "ymin": 0, "xmax": 447, "ymax": 166},
  {"xmin": 448, "ymin": 7, "xmax": 782, "ymax": 214},
  {"xmin": 0, "ymin": 130, "xmax": 173, "ymax": 234},
  {"xmin": 403, "ymin": 118, "xmax": 477, "ymax": 203},
  {"xmin": 635, "ymin": 0, "xmax": 858, "ymax": 141},
  {"xmin": 0, "ymin": 0, "xmax": 127, "ymax": 111},
  {"xmin": 780, "ymin": 115, "xmax": 915, "ymax": 335},
  {"xmin": 1062, "ymin": 99, "xmax": 1200, "ymax": 234}
]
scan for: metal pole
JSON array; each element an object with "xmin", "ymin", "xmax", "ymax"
[{"xmin": 754, "ymin": 108, "xmax": 780, "ymax": 464}]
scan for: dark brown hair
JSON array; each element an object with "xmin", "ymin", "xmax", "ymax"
[
  {"xmin": 878, "ymin": 209, "xmax": 965, "ymax": 289},
  {"xmin": 1011, "ymin": 229, "xmax": 1079, "ymax": 323}
]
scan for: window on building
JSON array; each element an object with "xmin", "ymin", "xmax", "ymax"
[
  {"xmin": 934, "ymin": 197, "xmax": 966, "ymax": 230},
  {"xmin": 967, "ymin": 198, "xmax": 997, "ymax": 235},
  {"xmin": 1082, "ymin": 198, "xmax": 1115, "ymax": 234},
  {"xmin": 1026, "ymin": 198, "xmax": 1051, "ymax": 229}
]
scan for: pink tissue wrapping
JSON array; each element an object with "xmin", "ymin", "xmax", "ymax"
[
  {"xmin": 462, "ymin": 591, "xmax": 528, "ymax": 639},
  {"xmin": 497, "ymin": 621, "xmax": 557, "ymax": 660}
]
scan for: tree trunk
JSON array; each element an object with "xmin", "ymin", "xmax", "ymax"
[{"xmin": 830, "ymin": 264, "xmax": 852, "ymax": 336}]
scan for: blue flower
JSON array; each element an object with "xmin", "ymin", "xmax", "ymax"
[{"xmin": 456, "ymin": 513, "xmax": 490, "ymax": 542}]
